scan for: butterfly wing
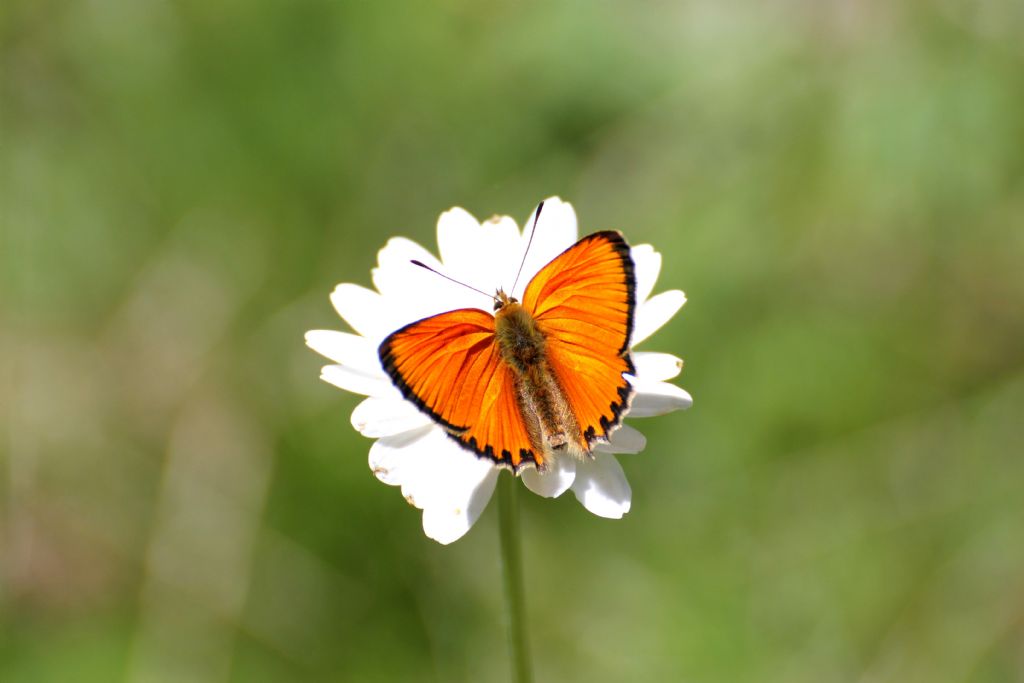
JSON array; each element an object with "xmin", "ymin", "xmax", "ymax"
[
  {"xmin": 522, "ymin": 231, "xmax": 636, "ymax": 448},
  {"xmin": 378, "ymin": 309, "xmax": 541, "ymax": 470}
]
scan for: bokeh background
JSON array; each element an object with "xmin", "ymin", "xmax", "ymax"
[{"xmin": 3, "ymin": 1, "xmax": 1024, "ymax": 681}]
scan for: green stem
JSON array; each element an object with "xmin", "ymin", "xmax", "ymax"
[{"xmin": 497, "ymin": 471, "xmax": 533, "ymax": 683}]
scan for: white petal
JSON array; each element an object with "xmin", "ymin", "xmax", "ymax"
[
  {"xmin": 481, "ymin": 214, "xmax": 524, "ymax": 254},
  {"xmin": 351, "ymin": 397, "xmax": 431, "ymax": 438},
  {"xmin": 368, "ymin": 427, "xmax": 500, "ymax": 544},
  {"xmin": 371, "ymin": 237, "xmax": 445, "ymax": 298},
  {"xmin": 411, "ymin": 434, "xmax": 496, "ymax": 511},
  {"xmin": 437, "ymin": 208, "xmax": 492, "ymax": 291},
  {"xmin": 436, "ymin": 207, "xmax": 483, "ymax": 272},
  {"xmin": 478, "ymin": 214, "xmax": 525, "ymax": 293},
  {"xmin": 572, "ymin": 454, "xmax": 632, "ymax": 519},
  {"xmin": 321, "ymin": 364, "xmax": 395, "ymax": 398},
  {"xmin": 372, "ymin": 238, "xmax": 478, "ymax": 322},
  {"xmin": 630, "ymin": 244, "xmax": 662, "ymax": 305},
  {"xmin": 432, "ymin": 208, "xmax": 519, "ymax": 310},
  {"xmin": 367, "ymin": 425, "xmax": 436, "ymax": 486},
  {"xmin": 305, "ymin": 330, "xmax": 382, "ymax": 376},
  {"xmin": 421, "ymin": 466, "xmax": 499, "ymax": 545},
  {"xmin": 512, "ymin": 196, "xmax": 578, "ymax": 299},
  {"xmin": 594, "ymin": 424, "xmax": 647, "ymax": 454},
  {"xmin": 330, "ymin": 283, "xmax": 398, "ymax": 344},
  {"xmin": 632, "ymin": 289, "xmax": 687, "ymax": 346},
  {"xmin": 627, "ymin": 378, "xmax": 693, "ymax": 417},
  {"xmin": 632, "ymin": 351, "xmax": 684, "ymax": 382},
  {"xmin": 520, "ymin": 456, "xmax": 577, "ymax": 498}
]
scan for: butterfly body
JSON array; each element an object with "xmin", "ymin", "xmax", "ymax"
[
  {"xmin": 493, "ymin": 297, "xmax": 587, "ymax": 460},
  {"xmin": 379, "ymin": 230, "xmax": 636, "ymax": 473}
]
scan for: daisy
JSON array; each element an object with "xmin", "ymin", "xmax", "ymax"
[{"xmin": 306, "ymin": 197, "xmax": 691, "ymax": 544}]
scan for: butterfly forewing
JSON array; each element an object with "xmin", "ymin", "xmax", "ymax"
[
  {"xmin": 378, "ymin": 309, "xmax": 540, "ymax": 469},
  {"xmin": 522, "ymin": 231, "xmax": 636, "ymax": 447}
]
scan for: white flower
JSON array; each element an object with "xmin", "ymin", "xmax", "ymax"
[{"xmin": 306, "ymin": 197, "xmax": 691, "ymax": 544}]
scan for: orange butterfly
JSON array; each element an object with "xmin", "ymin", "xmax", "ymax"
[{"xmin": 379, "ymin": 204, "xmax": 636, "ymax": 472}]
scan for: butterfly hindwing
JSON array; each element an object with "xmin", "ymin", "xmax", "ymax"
[
  {"xmin": 378, "ymin": 309, "xmax": 540, "ymax": 470},
  {"xmin": 522, "ymin": 230, "xmax": 636, "ymax": 448}
]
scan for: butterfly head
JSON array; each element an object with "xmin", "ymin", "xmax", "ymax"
[{"xmin": 493, "ymin": 288, "xmax": 519, "ymax": 312}]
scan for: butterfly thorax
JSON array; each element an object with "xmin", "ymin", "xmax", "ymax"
[
  {"xmin": 494, "ymin": 303, "xmax": 545, "ymax": 372},
  {"xmin": 494, "ymin": 302, "xmax": 587, "ymax": 461}
]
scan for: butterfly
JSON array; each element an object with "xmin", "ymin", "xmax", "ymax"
[{"xmin": 378, "ymin": 203, "xmax": 636, "ymax": 472}]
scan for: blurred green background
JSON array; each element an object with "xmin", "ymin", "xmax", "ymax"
[{"xmin": 3, "ymin": 0, "xmax": 1023, "ymax": 681}]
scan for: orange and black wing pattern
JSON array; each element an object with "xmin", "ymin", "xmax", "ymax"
[
  {"xmin": 522, "ymin": 231, "xmax": 636, "ymax": 448},
  {"xmin": 378, "ymin": 309, "xmax": 539, "ymax": 470}
]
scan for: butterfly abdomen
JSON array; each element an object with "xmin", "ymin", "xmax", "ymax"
[{"xmin": 495, "ymin": 303, "xmax": 586, "ymax": 464}]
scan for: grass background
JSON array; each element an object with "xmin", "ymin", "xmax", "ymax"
[{"xmin": 3, "ymin": 1, "xmax": 1023, "ymax": 681}]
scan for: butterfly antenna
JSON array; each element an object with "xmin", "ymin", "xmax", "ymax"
[
  {"xmin": 410, "ymin": 260, "xmax": 498, "ymax": 302},
  {"xmin": 510, "ymin": 200, "xmax": 544, "ymax": 296}
]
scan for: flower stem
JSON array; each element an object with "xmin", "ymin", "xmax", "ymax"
[{"xmin": 497, "ymin": 471, "xmax": 533, "ymax": 683}]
